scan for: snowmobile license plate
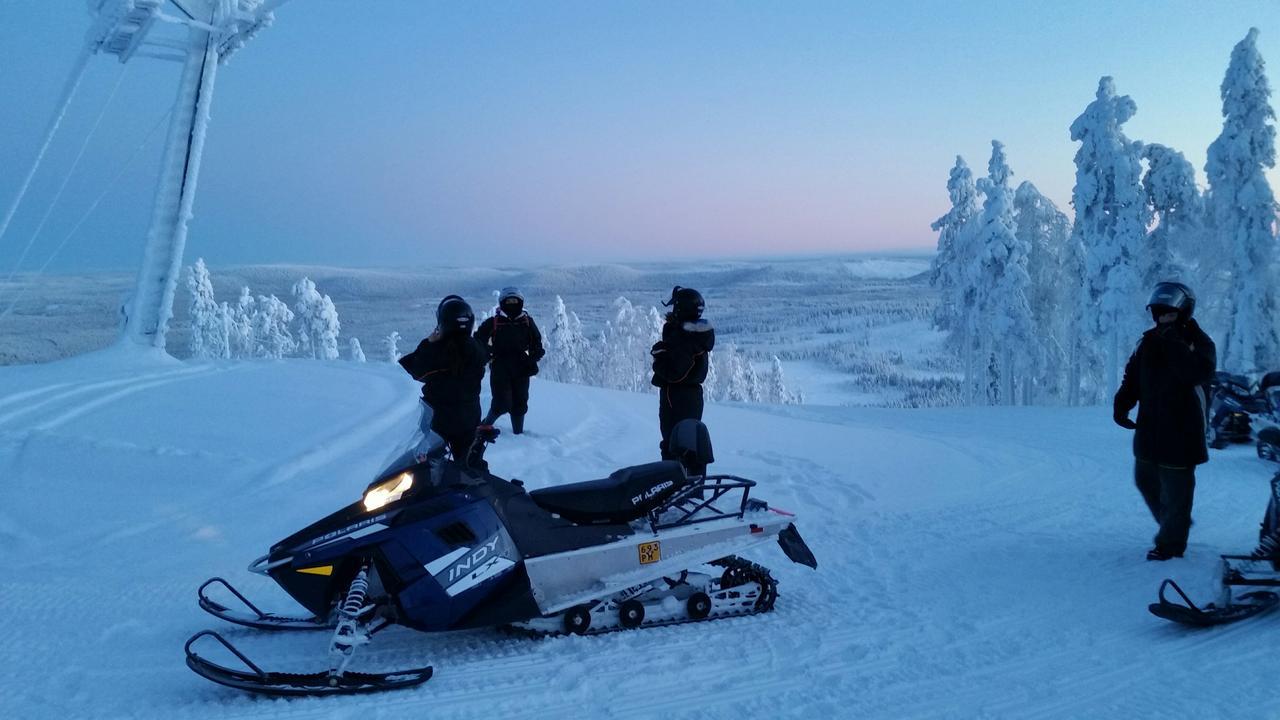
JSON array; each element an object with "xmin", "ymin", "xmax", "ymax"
[{"xmin": 638, "ymin": 541, "xmax": 661, "ymax": 564}]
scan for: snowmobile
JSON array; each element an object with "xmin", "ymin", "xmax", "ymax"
[
  {"xmin": 1149, "ymin": 428, "xmax": 1280, "ymax": 626},
  {"xmin": 184, "ymin": 415, "xmax": 818, "ymax": 696},
  {"xmin": 1207, "ymin": 371, "xmax": 1280, "ymax": 450}
]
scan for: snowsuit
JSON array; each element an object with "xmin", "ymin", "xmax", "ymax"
[
  {"xmin": 475, "ymin": 310, "xmax": 545, "ymax": 433},
  {"xmin": 650, "ymin": 319, "xmax": 715, "ymax": 460},
  {"xmin": 1114, "ymin": 319, "xmax": 1216, "ymax": 556},
  {"xmin": 399, "ymin": 334, "xmax": 488, "ymax": 462}
]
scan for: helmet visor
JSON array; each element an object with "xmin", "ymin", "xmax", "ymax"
[{"xmin": 1147, "ymin": 283, "xmax": 1190, "ymax": 312}]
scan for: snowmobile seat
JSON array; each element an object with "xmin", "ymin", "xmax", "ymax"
[
  {"xmin": 669, "ymin": 419, "xmax": 714, "ymax": 476},
  {"xmin": 529, "ymin": 461, "xmax": 688, "ymax": 524}
]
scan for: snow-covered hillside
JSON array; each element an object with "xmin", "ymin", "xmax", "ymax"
[{"xmin": 1, "ymin": 350, "xmax": 1275, "ymax": 719}]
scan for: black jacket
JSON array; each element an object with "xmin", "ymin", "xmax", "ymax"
[
  {"xmin": 651, "ymin": 319, "xmax": 716, "ymax": 388},
  {"xmin": 1114, "ymin": 319, "xmax": 1216, "ymax": 467},
  {"xmin": 398, "ymin": 335, "xmax": 487, "ymax": 434},
  {"xmin": 475, "ymin": 311, "xmax": 545, "ymax": 377}
]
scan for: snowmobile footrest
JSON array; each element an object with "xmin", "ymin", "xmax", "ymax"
[
  {"xmin": 184, "ymin": 630, "xmax": 432, "ymax": 696},
  {"xmin": 198, "ymin": 577, "xmax": 332, "ymax": 631},
  {"xmin": 1147, "ymin": 578, "xmax": 1280, "ymax": 627}
]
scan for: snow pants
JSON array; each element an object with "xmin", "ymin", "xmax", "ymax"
[
  {"xmin": 483, "ymin": 363, "xmax": 531, "ymax": 432},
  {"xmin": 659, "ymin": 385, "xmax": 704, "ymax": 461},
  {"xmin": 1134, "ymin": 459, "xmax": 1196, "ymax": 555}
]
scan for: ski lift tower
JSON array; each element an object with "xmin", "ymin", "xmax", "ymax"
[{"xmin": 86, "ymin": 0, "xmax": 286, "ymax": 350}]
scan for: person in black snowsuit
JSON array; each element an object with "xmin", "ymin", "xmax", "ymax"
[
  {"xmin": 651, "ymin": 286, "xmax": 715, "ymax": 462},
  {"xmin": 475, "ymin": 287, "xmax": 545, "ymax": 435},
  {"xmin": 399, "ymin": 295, "xmax": 489, "ymax": 465},
  {"xmin": 1114, "ymin": 281, "xmax": 1216, "ymax": 561}
]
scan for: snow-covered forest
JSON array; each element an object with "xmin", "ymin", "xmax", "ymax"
[{"xmin": 930, "ymin": 28, "xmax": 1280, "ymax": 406}]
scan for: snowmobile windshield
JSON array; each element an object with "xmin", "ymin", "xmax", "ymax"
[{"xmin": 376, "ymin": 403, "xmax": 446, "ymax": 479}]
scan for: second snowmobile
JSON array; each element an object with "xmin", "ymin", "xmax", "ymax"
[
  {"xmin": 1149, "ymin": 427, "xmax": 1280, "ymax": 626},
  {"xmin": 184, "ymin": 414, "xmax": 817, "ymax": 696}
]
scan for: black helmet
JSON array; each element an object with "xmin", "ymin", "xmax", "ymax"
[
  {"xmin": 663, "ymin": 286, "xmax": 705, "ymax": 321},
  {"xmin": 436, "ymin": 295, "xmax": 475, "ymax": 335},
  {"xmin": 1146, "ymin": 281, "xmax": 1195, "ymax": 320}
]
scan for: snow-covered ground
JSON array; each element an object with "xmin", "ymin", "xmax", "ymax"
[{"xmin": 1, "ymin": 348, "xmax": 1276, "ymax": 719}]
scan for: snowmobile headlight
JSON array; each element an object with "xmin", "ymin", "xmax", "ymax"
[{"xmin": 363, "ymin": 471, "xmax": 414, "ymax": 512}]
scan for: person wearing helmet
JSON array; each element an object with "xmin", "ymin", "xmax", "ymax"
[
  {"xmin": 399, "ymin": 295, "xmax": 490, "ymax": 466},
  {"xmin": 650, "ymin": 286, "xmax": 716, "ymax": 462},
  {"xmin": 1114, "ymin": 281, "xmax": 1217, "ymax": 561},
  {"xmin": 475, "ymin": 287, "xmax": 545, "ymax": 435}
]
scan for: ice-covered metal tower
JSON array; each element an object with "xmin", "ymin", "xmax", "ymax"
[{"xmin": 86, "ymin": 0, "xmax": 284, "ymax": 350}]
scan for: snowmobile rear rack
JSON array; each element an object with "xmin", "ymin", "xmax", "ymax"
[
  {"xmin": 198, "ymin": 577, "xmax": 333, "ymax": 631},
  {"xmin": 184, "ymin": 630, "xmax": 433, "ymax": 696},
  {"xmin": 649, "ymin": 474, "xmax": 759, "ymax": 531}
]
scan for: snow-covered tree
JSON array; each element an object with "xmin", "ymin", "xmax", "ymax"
[
  {"xmin": 292, "ymin": 277, "xmax": 341, "ymax": 361},
  {"xmin": 254, "ymin": 294, "xmax": 295, "ymax": 359},
  {"xmin": 229, "ymin": 287, "xmax": 256, "ymax": 359},
  {"xmin": 714, "ymin": 342, "xmax": 762, "ymax": 402},
  {"xmin": 601, "ymin": 297, "xmax": 661, "ymax": 392},
  {"xmin": 764, "ymin": 355, "xmax": 802, "ymax": 404},
  {"xmin": 385, "ymin": 331, "xmax": 402, "ymax": 363},
  {"xmin": 185, "ymin": 258, "xmax": 229, "ymax": 360},
  {"xmin": 1014, "ymin": 181, "xmax": 1072, "ymax": 402},
  {"xmin": 1069, "ymin": 77, "xmax": 1150, "ymax": 399},
  {"xmin": 972, "ymin": 142, "xmax": 1035, "ymax": 405},
  {"xmin": 1141, "ymin": 143, "xmax": 1203, "ymax": 288},
  {"xmin": 1206, "ymin": 28, "xmax": 1280, "ymax": 373},
  {"xmin": 349, "ymin": 337, "xmax": 366, "ymax": 362},
  {"xmin": 930, "ymin": 156, "xmax": 980, "ymax": 336},
  {"xmin": 544, "ymin": 295, "xmax": 590, "ymax": 383}
]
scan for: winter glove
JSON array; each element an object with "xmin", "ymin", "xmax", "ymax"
[{"xmin": 1113, "ymin": 407, "xmax": 1137, "ymax": 430}]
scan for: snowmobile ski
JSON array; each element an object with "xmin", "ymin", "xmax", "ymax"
[
  {"xmin": 184, "ymin": 630, "xmax": 432, "ymax": 696},
  {"xmin": 1149, "ymin": 556, "xmax": 1280, "ymax": 627},
  {"xmin": 198, "ymin": 577, "xmax": 332, "ymax": 631}
]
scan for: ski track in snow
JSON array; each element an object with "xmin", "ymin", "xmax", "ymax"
[{"xmin": 1, "ymin": 358, "xmax": 1278, "ymax": 719}]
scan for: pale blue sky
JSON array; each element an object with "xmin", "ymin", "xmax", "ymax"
[{"xmin": 0, "ymin": 1, "xmax": 1277, "ymax": 271}]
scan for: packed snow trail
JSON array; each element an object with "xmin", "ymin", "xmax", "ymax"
[{"xmin": 0, "ymin": 350, "xmax": 1276, "ymax": 719}]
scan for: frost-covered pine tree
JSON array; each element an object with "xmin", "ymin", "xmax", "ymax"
[
  {"xmin": 703, "ymin": 347, "xmax": 721, "ymax": 401},
  {"xmin": 254, "ymin": 294, "xmax": 296, "ymax": 359},
  {"xmin": 930, "ymin": 156, "xmax": 979, "ymax": 336},
  {"xmin": 1141, "ymin": 144, "xmax": 1202, "ymax": 289},
  {"xmin": 385, "ymin": 331, "xmax": 401, "ymax": 363},
  {"xmin": 230, "ymin": 287, "xmax": 256, "ymax": 359},
  {"xmin": 1014, "ymin": 181, "xmax": 1072, "ymax": 403},
  {"xmin": 292, "ymin": 277, "xmax": 341, "ymax": 360},
  {"xmin": 765, "ymin": 355, "xmax": 796, "ymax": 404},
  {"xmin": 545, "ymin": 295, "xmax": 590, "ymax": 383},
  {"xmin": 186, "ymin": 258, "xmax": 229, "ymax": 360},
  {"xmin": 972, "ymin": 142, "xmax": 1035, "ymax": 405},
  {"xmin": 349, "ymin": 337, "xmax": 366, "ymax": 362},
  {"xmin": 1206, "ymin": 28, "xmax": 1280, "ymax": 373},
  {"xmin": 1069, "ymin": 77, "xmax": 1150, "ymax": 398},
  {"xmin": 602, "ymin": 297, "xmax": 661, "ymax": 392}
]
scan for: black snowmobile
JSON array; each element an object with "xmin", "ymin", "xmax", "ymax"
[
  {"xmin": 1207, "ymin": 371, "xmax": 1280, "ymax": 449},
  {"xmin": 184, "ymin": 414, "xmax": 817, "ymax": 696},
  {"xmin": 1149, "ymin": 427, "xmax": 1280, "ymax": 627}
]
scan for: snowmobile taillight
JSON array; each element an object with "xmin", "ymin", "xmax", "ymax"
[
  {"xmin": 750, "ymin": 524, "xmax": 764, "ymax": 534},
  {"xmin": 363, "ymin": 472, "xmax": 414, "ymax": 512}
]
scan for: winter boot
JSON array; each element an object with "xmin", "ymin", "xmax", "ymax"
[
  {"xmin": 511, "ymin": 414, "xmax": 525, "ymax": 435},
  {"xmin": 1146, "ymin": 547, "xmax": 1183, "ymax": 561}
]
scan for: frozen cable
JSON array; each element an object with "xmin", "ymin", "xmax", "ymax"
[
  {"xmin": 0, "ymin": 48, "xmax": 93, "ymax": 248},
  {"xmin": 4, "ymin": 63, "xmax": 131, "ymax": 287},
  {"xmin": 0, "ymin": 107, "xmax": 171, "ymax": 320}
]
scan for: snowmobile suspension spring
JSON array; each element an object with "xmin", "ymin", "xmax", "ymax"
[{"xmin": 339, "ymin": 564, "xmax": 370, "ymax": 620}]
